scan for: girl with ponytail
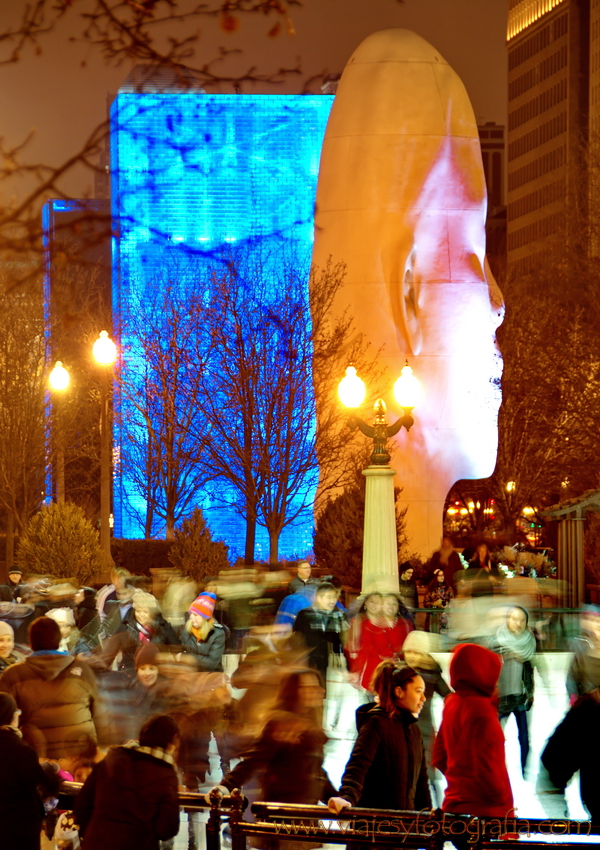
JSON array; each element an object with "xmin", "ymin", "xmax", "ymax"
[{"xmin": 328, "ymin": 660, "xmax": 431, "ymax": 814}]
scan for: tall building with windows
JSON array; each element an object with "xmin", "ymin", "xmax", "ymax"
[{"xmin": 507, "ymin": 0, "xmax": 590, "ymax": 275}]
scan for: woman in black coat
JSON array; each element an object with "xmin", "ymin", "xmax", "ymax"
[
  {"xmin": 328, "ymin": 662, "xmax": 431, "ymax": 814},
  {"xmin": 0, "ymin": 692, "xmax": 61, "ymax": 850},
  {"xmin": 75, "ymin": 714, "xmax": 180, "ymax": 850}
]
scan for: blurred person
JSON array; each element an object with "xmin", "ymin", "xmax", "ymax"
[
  {"xmin": 212, "ymin": 668, "xmax": 336, "ymax": 814},
  {"xmin": 566, "ymin": 605, "xmax": 600, "ymax": 702},
  {"xmin": 0, "ymin": 598, "xmax": 38, "ymax": 646},
  {"xmin": 274, "ymin": 583, "xmax": 315, "ymax": 629},
  {"xmin": 112, "ymin": 590, "xmax": 179, "ymax": 671},
  {"xmin": 162, "ymin": 658, "xmax": 231, "ymax": 790},
  {"xmin": 346, "ymin": 592, "xmax": 383, "ymax": 672},
  {"xmin": 423, "ymin": 569, "xmax": 454, "ymax": 633},
  {"xmin": 538, "ymin": 686, "xmax": 600, "ymax": 823},
  {"xmin": 1, "ymin": 565, "xmax": 24, "ymax": 602},
  {"xmin": 292, "ymin": 582, "xmax": 348, "ymax": 679},
  {"xmin": 45, "ymin": 607, "xmax": 92, "ymax": 655},
  {"xmin": 160, "ymin": 572, "xmax": 197, "ymax": 629},
  {"xmin": 287, "ymin": 560, "xmax": 317, "ymax": 595},
  {"xmin": 428, "ymin": 537, "xmax": 462, "ymax": 592},
  {"xmin": 0, "ymin": 620, "xmax": 19, "ymax": 671},
  {"xmin": 96, "ymin": 567, "xmax": 132, "ymax": 623},
  {"xmin": 400, "ymin": 630, "xmax": 451, "ymax": 806},
  {"xmin": 328, "ymin": 662, "xmax": 430, "ymax": 814},
  {"xmin": 130, "ymin": 644, "xmax": 168, "ymax": 726},
  {"xmin": 489, "ymin": 605, "xmax": 536, "ymax": 777},
  {"xmin": 174, "ymin": 592, "xmax": 233, "ymax": 780},
  {"xmin": 465, "ymin": 542, "xmax": 501, "ymax": 598},
  {"xmin": 398, "ymin": 563, "xmax": 419, "ymax": 610},
  {"xmin": 74, "ymin": 587, "xmax": 102, "ymax": 649},
  {"xmin": 0, "ymin": 691, "xmax": 61, "ymax": 850},
  {"xmin": 0, "ymin": 617, "xmax": 98, "ymax": 758},
  {"xmin": 74, "ymin": 714, "xmax": 180, "ymax": 850},
  {"xmin": 180, "ymin": 592, "xmax": 226, "ymax": 672},
  {"xmin": 217, "ymin": 568, "xmax": 262, "ymax": 650},
  {"xmin": 228, "ymin": 624, "xmax": 301, "ymax": 756},
  {"xmin": 348, "ymin": 593, "xmax": 412, "ymax": 698},
  {"xmin": 432, "ymin": 643, "xmax": 513, "ymax": 824}
]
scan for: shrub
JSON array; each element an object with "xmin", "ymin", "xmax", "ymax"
[
  {"xmin": 17, "ymin": 502, "xmax": 103, "ymax": 586},
  {"xmin": 169, "ymin": 508, "xmax": 229, "ymax": 583}
]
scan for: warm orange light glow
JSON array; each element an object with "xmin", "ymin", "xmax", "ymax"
[
  {"xmin": 93, "ymin": 331, "xmax": 117, "ymax": 366},
  {"xmin": 507, "ymin": 0, "xmax": 565, "ymax": 41},
  {"xmin": 338, "ymin": 366, "xmax": 366, "ymax": 408},
  {"xmin": 49, "ymin": 361, "xmax": 70, "ymax": 391}
]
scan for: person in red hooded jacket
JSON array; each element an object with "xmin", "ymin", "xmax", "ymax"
[{"xmin": 432, "ymin": 643, "xmax": 513, "ymax": 824}]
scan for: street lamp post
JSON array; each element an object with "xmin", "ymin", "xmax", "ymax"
[
  {"xmin": 338, "ymin": 362, "xmax": 422, "ymax": 594},
  {"xmin": 92, "ymin": 330, "xmax": 117, "ymax": 568},
  {"xmin": 48, "ymin": 361, "xmax": 70, "ymax": 504}
]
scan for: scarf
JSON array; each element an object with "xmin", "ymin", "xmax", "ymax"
[
  {"xmin": 120, "ymin": 740, "xmax": 176, "ymax": 767},
  {"xmin": 495, "ymin": 623, "xmax": 535, "ymax": 696}
]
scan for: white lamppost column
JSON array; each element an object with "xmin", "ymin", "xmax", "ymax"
[
  {"xmin": 338, "ymin": 363, "xmax": 422, "ymax": 594},
  {"xmin": 92, "ymin": 330, "xmax": 117, "ymax": 567},
  {"xmin": 48, "ymin": 361, "xmax": 70, "ymax": 504}
]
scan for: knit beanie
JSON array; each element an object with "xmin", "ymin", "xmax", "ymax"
[
  {"xmin": 0, "ymin": 692, "xmax": 18, "ymax": 726},
  {"xmin": 135, "ymin": 642, "xmax": 160, "ymax": 669},
  {"xmin": 189, "ymin": 592, "xmax": 216, "ymax": 620},
  {"xmin": 0, "ymin": 621, "xmax": 14, "ymax": 638}
]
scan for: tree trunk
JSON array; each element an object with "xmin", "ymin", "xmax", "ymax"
[
  {"xmin": 245, "ymin": 510, "xmax": 256, "ymax": 565},
  {"xmin": 166, "ymin": 516, "xmax": 175, "ymax": 540},
  {"xmin": 268, "ymin": 528, "xmax": 280, "ymax": 565}
]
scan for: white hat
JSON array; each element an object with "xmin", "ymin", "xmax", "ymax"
[{"xmin": 45, "ymin": 607, "xmax": 75, "ymax": 626}]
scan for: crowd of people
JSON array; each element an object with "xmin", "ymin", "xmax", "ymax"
[{"xmin": 0, "ymin": 549, "xmax": 596, "ymax": 849}]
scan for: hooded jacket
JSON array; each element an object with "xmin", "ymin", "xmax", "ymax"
[
  {"xmin": 432, "ymin": 643, "xmax": 513, "ymax": 818},
  {"xmin": 0, "ymin": 651, "xmax": 97, "ymax": 758}
]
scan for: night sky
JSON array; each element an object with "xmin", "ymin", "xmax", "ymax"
[{"xmin": 0, "ymin": 0, "xmax": 507, "ymax": 199}]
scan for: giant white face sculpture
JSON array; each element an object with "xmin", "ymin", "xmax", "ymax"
[{"xmin": 312, "ymin": 29, "xmax": 503, "ymax": 557}]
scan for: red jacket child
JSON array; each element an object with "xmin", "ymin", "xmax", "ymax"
[{"xmin": 432, "ymin": 643, "xmax": 514, "ymax": 818}]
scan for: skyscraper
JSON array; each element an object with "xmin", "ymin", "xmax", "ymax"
[{"xmin": 506, "ymin": 0, "xmax": 589, "ymax": 275}]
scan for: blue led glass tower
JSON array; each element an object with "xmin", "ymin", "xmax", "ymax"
[{"xmin": 111, "ymin": 93, "xmax": 333, "ymax": 557}]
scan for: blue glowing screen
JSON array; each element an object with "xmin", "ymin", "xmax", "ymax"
[{"xmin": 110, "ymin": 93, "xmax": 333, "ymax": 558}]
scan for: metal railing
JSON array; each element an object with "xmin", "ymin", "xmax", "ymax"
[{"xmin": 57, "ymin": 782, "xmax": 600, "ymax": 849}]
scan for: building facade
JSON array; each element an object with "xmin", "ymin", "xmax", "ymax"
[
  {"xmin": 110, "ymin": 93, "xmax": 333, "ymax": 557},
  {"xmin": 507, "ymin": 0, "xmax": 590, "ymax": 275}
]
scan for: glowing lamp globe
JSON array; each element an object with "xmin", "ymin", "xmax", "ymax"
[
  {"xmin": 93, "ymin": 331, "xmax": 117, "ymax": 366},
  {"xmin": 338, "ymin": 366, "xmax": 366, "ymax": 408},
  {"xmin": 393, "ymin": 362, "xmax": 421, "ymax": 410},
  {"xmin": 49, "ymin": 361, "xmax": 70, "ymax": 391}
]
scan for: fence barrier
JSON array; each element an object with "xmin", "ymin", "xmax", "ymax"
[{"xmin": 57, "ymin": 783, "xmax": 600, "ymax": 849}]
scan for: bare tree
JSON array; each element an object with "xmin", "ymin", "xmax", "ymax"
[
  {"xmin": 116, "ymin": 269, "xmax": 212, "ymax": 538},
  {"xmin": 0, "ymin": 281, "xmax": 47, "ymax": 565},
  {"xmin": 192, "ymin": 245, "xmax": 378, "ymax": 563}
]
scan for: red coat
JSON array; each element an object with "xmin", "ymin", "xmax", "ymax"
[
  {"xmin": 350, "ymin": 617, "xmax": 412, "ymax": 691},
  {"xmin": 432, "ymin": 643, "xmax": 514, "ymax": 818}
]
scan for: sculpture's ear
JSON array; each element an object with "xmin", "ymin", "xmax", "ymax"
[{"xmin": 385, "ymin": 238, "xmax": 422, "ymax": 356}]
